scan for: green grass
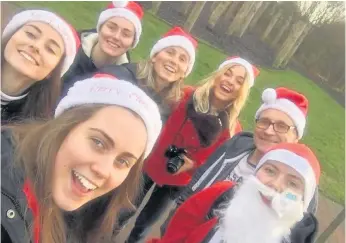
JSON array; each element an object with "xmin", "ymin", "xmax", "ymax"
[{"xmin": 13, "ymin": 2, "xmax": 345, "ymax": 204}]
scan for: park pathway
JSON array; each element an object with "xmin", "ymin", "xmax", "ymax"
[{"xmin": 1, "ymin": 2, "xmax": 344, "ymax": 243}]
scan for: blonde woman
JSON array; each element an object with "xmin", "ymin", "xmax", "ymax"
[{"xmin": 125, "ymin": 57, "xmax": 260, "ymax": 242}]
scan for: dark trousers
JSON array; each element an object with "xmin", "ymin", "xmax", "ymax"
[{"xmin": 125, "ymin": 175, "xmax": 181, "ymax": 242}]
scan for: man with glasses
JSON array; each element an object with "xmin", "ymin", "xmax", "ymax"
[{"xmin": 161, "ymin": 87, "xmax": 318, "ymax": 242}]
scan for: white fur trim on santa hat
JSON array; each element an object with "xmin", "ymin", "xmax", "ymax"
[
  {"xmin": 218, "ymin": 57, "xmax": 255, "ymax": 87},
  {"xmin": 256, "ymin": 149, "xmax": 316, "ymax": 211},
  {"xmin": 2, "ymin": 10, "xmax": 78, "ymax": 76},
  {"xmin": 255, "ymin": 89, "xmax": 306, "ymax": 139},
  {"xmin": 55, "ymin": 78, "xmax": 162, "ymax": 158},
  {"xmin": 150, "ymin": 35, "xmax": 196, "ymax": 76},
  {"xmin": 97, "ymin": 8, "xmax": 142, "ymax": 48}
]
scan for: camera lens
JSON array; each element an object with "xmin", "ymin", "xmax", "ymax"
[
  {"xmin": 166, "ymin": 156, "xmax": 184, "ymax": 174},
  {"xmin": 167, "ymin": 163, "xmax": 179, "ymax": 174}
]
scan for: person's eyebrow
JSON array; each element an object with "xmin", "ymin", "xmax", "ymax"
[
  {"xmin": 26, "ymin": 24, "xmax": 42, "ymax": 34},
  {"xmin": 47, "ymin": 39, "xmax": 62, "ymax": 50},
  {"xmin": 89, "ymin": 128, "xmax": 115, "ymax": 147},
  {"xmin": 287, "ymin": 174, "xmax": 304, "ymax": 184},
  {"xmin": 122, "ymin": 152, "xmax": 139, "ymax": 162},
  {"xmin": 267, "ymin": 163, "xmax": 279, "ymax": 171}
]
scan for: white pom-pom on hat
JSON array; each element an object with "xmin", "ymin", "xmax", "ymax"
[
  {"xmin": 262, "ymin": 88, "xmax": 277, "ymax": 104},
  {"xmin": 112, "ymin": 0, "xmax": 128, "ymax": 8}
]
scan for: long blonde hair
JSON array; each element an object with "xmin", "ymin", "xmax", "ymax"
[
  {"xmin": 6, "ymin": 105, "xmax": 144, "ymax": 243},
  {"xmin": 193, "ymin": 64, "xmax": 251, "ymax": 137},
  {"xmin": 136, "ymin": 59, "xmax": 184, "ymax": 104}
]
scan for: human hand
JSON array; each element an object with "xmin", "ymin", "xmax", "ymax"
[{"xmin": 175, "ymin": 155, "xmax": 196, "ymax": 174}]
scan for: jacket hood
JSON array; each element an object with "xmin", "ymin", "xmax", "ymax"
[{"xmin": 81, "ymin": 31, "xmax": 129, "ymax": 65}]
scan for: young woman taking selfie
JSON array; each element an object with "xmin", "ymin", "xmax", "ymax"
[{"xmin": 1, "ymin": 75, "xmax": 162, "ymax": 243}]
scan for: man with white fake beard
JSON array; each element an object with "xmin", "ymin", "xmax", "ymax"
[{"xmin": 149, "ymin": 143, "xmax": 320, "ymax": 243}]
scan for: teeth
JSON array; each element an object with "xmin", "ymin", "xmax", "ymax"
[
  {"xmin": 108, "ymin": 41, "xmax": 119, "ymax": 48},
  {"xmin": 221, "ymin": 84, "xmax": 231, "ymax": 92},
  {"xmin": 19, "ymin": 51, "xmax": 37, "ymax": 65},
  {"xmin": 73, "ymin": 171, "xmax": 97, "ymax": 191},
  {"xmin": 164, "ymin": 65, "xmax": 176, "ymax": 73}
]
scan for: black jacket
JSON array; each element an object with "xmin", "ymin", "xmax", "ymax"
[
  {"xmin": 1, "ymin": 98, "xmax": 27, "ymax": 125},
  {"xmin": 1, "ymin": 129, "xmax": 32, "ymax": 243},
  {"xmin": 62, "ymin": 28, "xmax": 131, "ymax": 96}
]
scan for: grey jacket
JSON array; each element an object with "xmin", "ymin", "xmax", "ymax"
[
  {"xmin": 177, "ymin": 132, "xmax": 318, "ymax": 213},
  {"xmin": 161, "ymin": 132, "xmax": 319, "ymax": 243}
]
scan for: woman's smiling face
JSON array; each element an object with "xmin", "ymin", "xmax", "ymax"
[
  {"xmin": 52, "ymin": 106, "xmax": 147, "ymax": 211},
  {"xmin": 4, "ymin": 21, "xmax": 65, "ymax": 81}
]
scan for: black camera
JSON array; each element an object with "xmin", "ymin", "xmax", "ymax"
[{"xmin": 164, "ymin": 145, "xmax": 187, "ymax": 174}]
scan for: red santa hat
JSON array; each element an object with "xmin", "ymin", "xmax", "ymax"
[
  {"xmin": 55, "ymin": 74, "xmax": 162, "ymax": 158},
  {"xmin": 218, "ymin": 56, "xmax": 260, "ymax": 87},
  {"xmin": 97, "ymin": 1, "xmax": 143, "ymax": 48},
  {"xmin": 255, "ymin": 87, "xmax": 309, "ymax": 139},
  {"xmin": 2, "ymin": 10, "xmax": 80, "ymax": 76},
  {"xmin": 150, "ymin": 26, "xmax": 198, "ymax": 76},
  {"xmin": 256, "ymin": 143, "xmax": 320, "ymax": 211}
]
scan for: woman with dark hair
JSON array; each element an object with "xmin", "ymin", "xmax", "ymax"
[
  {"xmin": 62, "ymin": 1, "xmax": 143, "ymax": 87},
  {"xmin": 1, "ymin": 10, "xmax": 80, "ymax": 123},
  {"xmin": 1, "ymin": 75, "xmax": 162, "ymax": 243}
]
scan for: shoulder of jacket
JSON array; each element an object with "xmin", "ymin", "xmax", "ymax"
[
  {"xmin": 223, "ymin": 131, "xmax": 254, "ymax": 148},
  {"xmin": 1, "ymin": 129, "xmax": 16, "ymax": 167}
]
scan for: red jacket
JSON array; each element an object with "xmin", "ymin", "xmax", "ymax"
[
  {"xmin": 147, "ymin": 181, "xmax": 235, "ymax": 243},
  {"xmin": 143, "ymin": 87, "xmax": 242, "ymax": 186}
]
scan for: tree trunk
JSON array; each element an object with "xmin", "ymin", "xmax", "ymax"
[
  {"xmin": 261, "ymin": 10, "xmax": 281, "ymax": 41},
  {"xmin": 224, "ymin": 2, "xmax": 243, "ymax": 23},
  {"xmin": 184, "ymin": 1, "xmax": 206, "ymax": 32},
  {"xmin": 238, "ymin": 1, "xmax": 263, "ymax": 37},
  {"xmin": 271, "ymin": 16, "xmax": 292, "ymax": 47},
  {"xmin": 208, "ymin": 1, "xmax": 232, "ymax": 28},
  {"xmin": 273, "ymin": 19, "xmax": 308, "ymax": 68},
  {"xmin": 249, "ymin": 1, "xmax": 270, "ymax": 30},
  {"xmin": 151, "ymin": 1, "xmax": 162, "ymax": 15},
  {"xmin": 210, "ymin": 1, "xmax": 218, "ymax": 10},
  {"xmin": 227, "ymin": 2, "xmax": 255, "ymax": 36},
  {"xmin": 282, "ymin": 23, "xmax": 312, "ymax": 67},
  {"xmin": 180, "ymin": 1, "xmax": 193, "ymax": 16}
]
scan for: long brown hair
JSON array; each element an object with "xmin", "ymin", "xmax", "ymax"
[
  {"xmin": 8, "ymin": 104, "xmax": 144, "ymax": 243},
  {"xmin": 1, "ymin": 27, "xmax": 65, "ymax": 120}
]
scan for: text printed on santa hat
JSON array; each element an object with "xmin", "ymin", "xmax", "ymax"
[{"xmin": 89, "ymin": 85, "xmax": 149, "ymax": 109}]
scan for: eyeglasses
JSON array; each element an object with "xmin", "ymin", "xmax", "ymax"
[{"xmin": 255, "ymin": 118, "xmax": 296, "ymax": 134}]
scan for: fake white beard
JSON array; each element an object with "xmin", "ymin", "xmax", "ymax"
[{"xmin": 217, "ymin": 176, "xmax": 303, "ymax": 243}]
